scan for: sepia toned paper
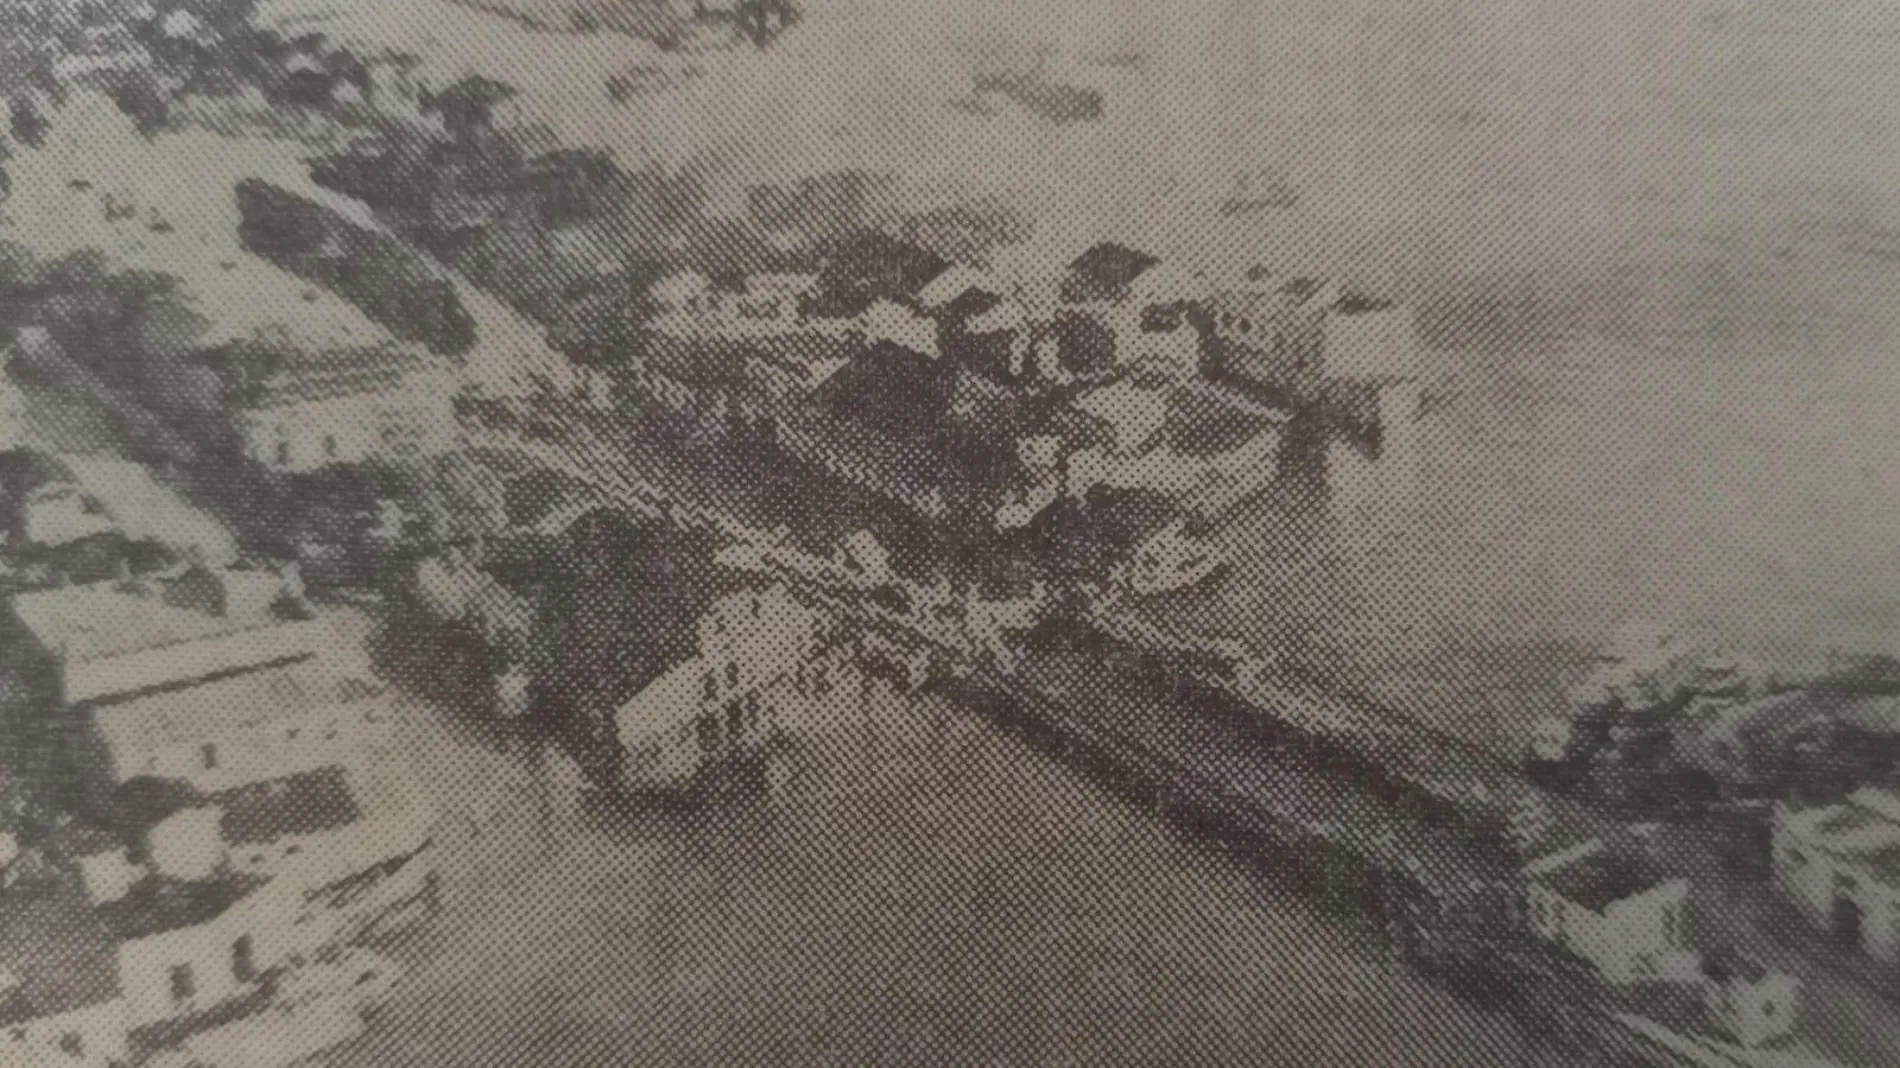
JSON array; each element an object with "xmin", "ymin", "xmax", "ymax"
[{"xmin": 2, "ymin": 1, "xmax": 1899, "ymax": 1065}]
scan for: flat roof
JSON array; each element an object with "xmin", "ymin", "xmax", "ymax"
[
  {"xmin": 11, "ymin": 569, "xmax": 294, "ymax": 665},
  {"xmin": 215, "ymin": 765, "xmax": 362, "ymax": 848},
  {"xmin": 90, "ymin": 658, "xmax": 339, "ymax": 767}
]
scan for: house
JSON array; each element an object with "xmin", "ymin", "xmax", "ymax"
[
  {"xmin": 1699, "ymin": 948, "xmax": 1799, "ymax": 1049},
  {"xmin": 806, "ymin": 232, "xmax": 951, "ymax": 319},
  {"xmin": 1771, "ymin": 787, "xmax": 1900, "ymax": 962},
  {"xmin": 101, "ymin": 872, "xmax": 297, "ymax": 1031},
  {"xmin": 75, "ymin": 654, "xmax": 386, "ymax": 801},
  {"xmin": 856, "ymin": 298, "xmax": 939, "ymax": 360},
  {"xmin": 0, "ymin": 881, "xmax": 127, "ymax": 1068},
  {"xmin": 1523, "ymin": 837, "xmax": 1697, "ymax": 985},
  {"xmin": 944, "ymin": 299, "xmax": 1043, "ymax": 385},
  {"xmin": 232, "ymin": 346, "xmax": 460, "ymax": 475},
  {"xmin": 614, "ymin": 583, "xmax": 824, "ymax": 792},
  {"xmin": 2, "ymin": 566, "xmax": 328, "ymax": 709},
  {"xmin": 1054, "ymin": 243, "xmax": 1202, "ymax": 379},
  {"xmin": 1065, "ymin": 377, "xmax": 1286, "ymax": 520},
  {"xmin": 0, "ymin": 451, "xmax": 117, "ymax": 551}
]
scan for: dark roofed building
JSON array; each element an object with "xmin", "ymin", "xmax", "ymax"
[
  {"xmin": 1060, "ymin": 242, "xmax": 1159, "ymax": 305},
  {"xmin": 1160, "ymin": 382, "xmax": 1285, "ymax": 460},
  {"xmin": 214, "ymin": 765, "xmax": 362, "ymax": 849},
  {"xmin": 807, "ymin": 232, "xmax": 951, "ymax": 319},
  {"xmin": 808, "ymin": 341, "xmax": 951, "ymax": 440}
]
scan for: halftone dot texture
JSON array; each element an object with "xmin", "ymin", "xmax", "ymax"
[{"xmin": 6, "ymin": 0, "xmax": 1900, "ymax": 1064}]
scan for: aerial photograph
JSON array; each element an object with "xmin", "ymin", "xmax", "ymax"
[{"xmin": 3, "ymin": 0, "xmax": 1900, "ymax": 1065}]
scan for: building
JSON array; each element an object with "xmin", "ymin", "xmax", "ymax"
[
  {"xmin": 1699, "ymin": 948, "xmax": 1799, "ymax": 1049},
  {"xmin": 101, "ymin": 872, "xmax": 296, "ymax": 1032},
  {"xmin": 2, "ymin": 566, "xmax": 328, "ymax": 711},
  {"xmin": 0, "ymin": 451, "xmax": 117, "ymax": 551},
  {"xmin": 1523, "ymin": 837, "xmax": 1697, "ymax": 985},
  {"xmin": 613, "ymin": 583, "xmax": 824, "ymax": 792},
  {"xmin": 1772, "ymin": 787, "xmax": 1900, "ymax": 962},
  {"xmin": 1054, "ymin": 243, "xmax": 1203, "ymax": 380},
  {"xmin": 76, "ymin": 654, "xmax": 385, "ymax": 800},
  {"xmin": 1065, "ymin": 375, "xmax": 1286, "ymax": 520},
  {"xmin": 213, "ymin": 763, "xmax": 437, "ymax": 947},
  {"xmin": 231, "ymin": 345, "xmax": 460, "ymax": 475},
  {"xmin": 805, "ymin": 232, "xmax": 951, "ymax": 320}
]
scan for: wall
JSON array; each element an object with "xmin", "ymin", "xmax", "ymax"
[
  {"xmin": 2, "ymin": 997, "xmax": 127, "ymax": 1068},
  {"xmin": 116, "ymin": 887, "xmax": 298, "ymax": 1029},
  {"xmin": 1527, "ymin": 877, "xmax": 1691, "ymax": 984},
  {"xmin": 106, "ymin": 696, "xmax": 393, "ymax": 795},
  {"xmin": 1706, "ymin": 973, "xmax": 1800, "ymax": 1049},
  {"xmin": 1599, "ymin": 879, "xmax": 1692, "ymax": 983},
  {"xmin": 237, "ymin": 369, "xmax": 458, "ymax": 475}
]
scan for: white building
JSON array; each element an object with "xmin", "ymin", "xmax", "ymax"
[
  {"xmin": 5, "ymin": 566, "xmax": 330, "ymax": 707},
  {"xmin": 83, "ymin": 656, "xmax": 385, "ymax": 797},
  {"xmin": 1523, "ymin": 837, "xmax": 1698, "ymax": 985},
  {"xmin": 236, "ymin": 353, "xmax": 459, "ymax": 475},
  {"xmin": 1772, "ymin": 787, "xmax": 1900, "ymax": 963},
  {"xmin": 106, "ymin": 876, "xmax": 303, "ymax": 1030},
  {"xmin": 615, "ymin": 584, "xmax": 825, "ymax": 791},
  {"xmin": 856, "ymin": 298, "xmax": 939, "ymax": 360}
]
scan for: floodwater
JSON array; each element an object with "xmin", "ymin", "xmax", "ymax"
[{"xmin": 331, "ymin": 681, "xmax": 1538, "ymax": 1068}]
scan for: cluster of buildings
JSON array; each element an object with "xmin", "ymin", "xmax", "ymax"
[
  {"xmin": 0, "ymin": 562, "xmax": 436, "ymax": 1066},
  {"xmin": 635, "ymin": 232, "xmax": 1419, "ymax": 593},
  {"xmin": 1520, "ymin": 831, "xmax": 1806, "ymax": 1056}
]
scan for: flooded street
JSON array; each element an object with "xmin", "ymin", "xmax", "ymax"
[{"xmin": 330, "ymin": 678, "xmax": 1538, "ymax": 1067}]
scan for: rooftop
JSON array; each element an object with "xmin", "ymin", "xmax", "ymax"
[
  {"xmin": 234, "ymin": 343, "xmax": 440, "ymax": 410},
  {"xmin": 1535, "ymin": 842, "xmax": 1671, "ymax": 913},
  {"xmin": 1061, "ymin": 242, "xmax": 1159, "ymax": 304},
  {"xmin": 55, "ymin": 454, "xmax": 239, "ymax": 567},
  {"xmin": 10, "ymin": 568, "xmax": 298, "ymax": 665},
  {"xmin": 88, "ymin": 657, "xmax": 339, "ymax": 769},
  {"xmin": 808, "ymin": 232, "xmax": 951, "ymax": 318},
  {"xmin": 214, "ymin": 765, "xmax": 363, "ymax": 848},
  {"xmin": 0, "ymin": 880, "xmax": 121, "ymax": 1028},
  {"xmin": 1160, "ymin": 382, "xmax": 1287, "ymax": 459}
]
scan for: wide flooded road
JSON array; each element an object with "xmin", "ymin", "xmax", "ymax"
[{"xmin": 329, "ymin": 678, "xmax": 1540, "ymax": 1067}]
